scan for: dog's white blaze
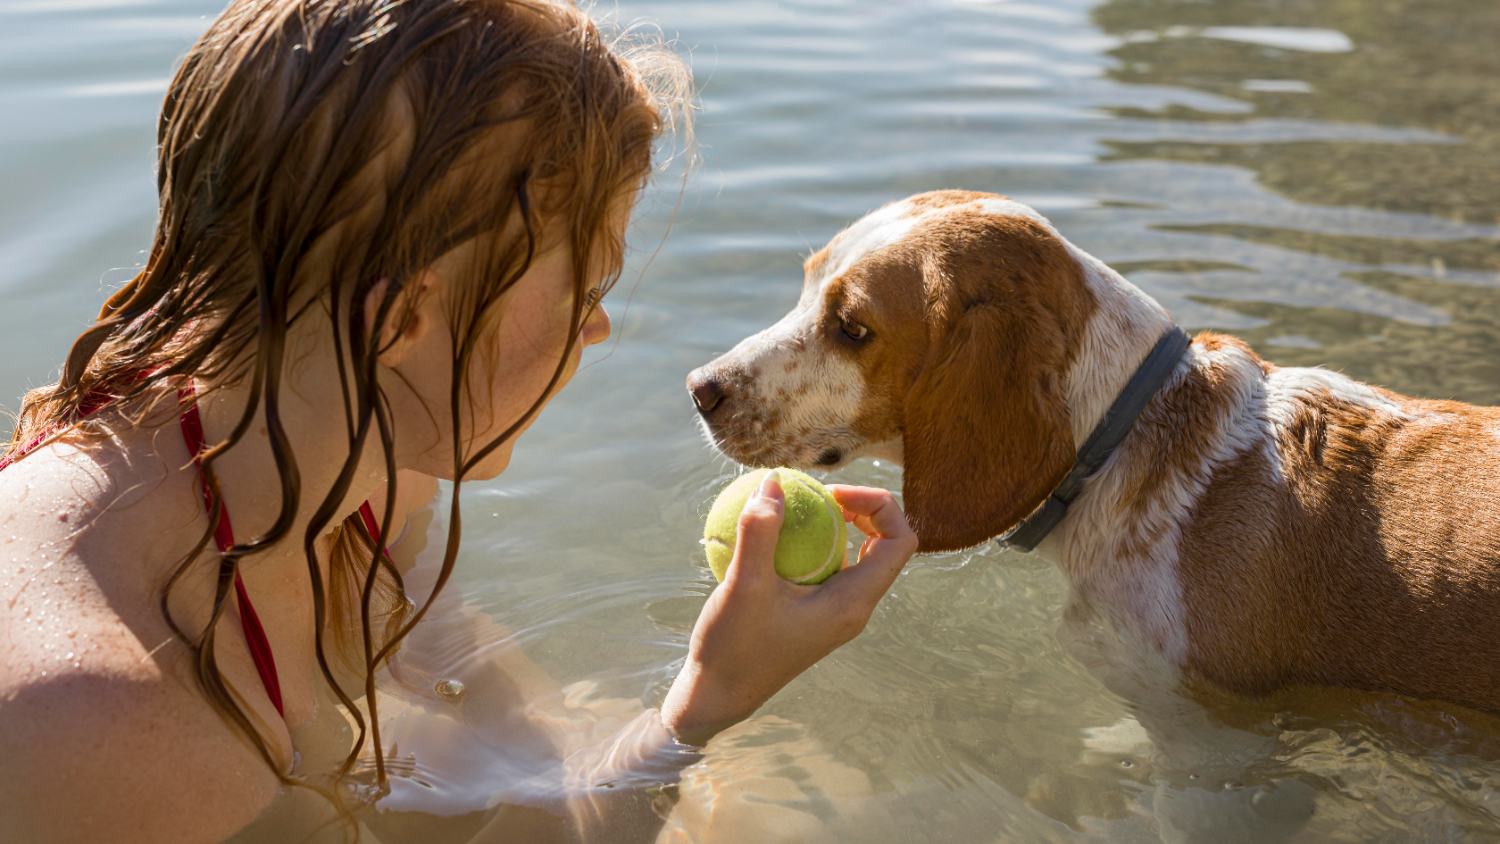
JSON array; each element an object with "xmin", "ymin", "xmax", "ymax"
[
  {"xmin": 697, "ymin": 200, "xmax": 930, "ymax": 465},
  {"xmin": 814, "ymin": 199, "xmax": 920, "ymax": 289}
]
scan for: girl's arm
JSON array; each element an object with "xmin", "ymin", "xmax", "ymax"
[
  {"xmin": 371, "ymin": 471, "xmax": 916, "ymax": 844},
  {"xmin": 503, "ymin": 474, "xmax": 914, "ymax": 843}
]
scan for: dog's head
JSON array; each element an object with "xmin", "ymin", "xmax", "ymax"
[{"xmin": 688, "ymin": 190, "xmax": 1141, "ymax": 552}]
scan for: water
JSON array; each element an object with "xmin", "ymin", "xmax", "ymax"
[{"xmin": 4, "ymin": 0, "xmax": 1500, "ymax": 841}]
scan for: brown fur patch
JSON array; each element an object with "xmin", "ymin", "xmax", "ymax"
[
  {"xmin": 1106, "ymin": 333, "xmax": 1254, "ymax": 562},
  {"xmin": 1172, "ymin": 356, "xmax": 1500, "ymax": 713},
  {"xmin": 851, "ymin": 192, "xmax": 1099, "ymax": 551}
]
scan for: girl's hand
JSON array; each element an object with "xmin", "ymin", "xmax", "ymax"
[{"xmin": 660, "ymin": 471, "xmax": 917, "ymax": 745}]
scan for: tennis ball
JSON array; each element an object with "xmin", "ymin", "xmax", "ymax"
[{"xmin": 701, "ymin": 468, "xmax": 847, "ymax": 584}]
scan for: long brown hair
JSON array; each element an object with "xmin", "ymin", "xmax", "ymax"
[{"xmin": 7, "ymin": 0, "xmax": 688, "ymax": 802}]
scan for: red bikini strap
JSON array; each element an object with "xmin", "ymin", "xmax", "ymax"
[
  {"xmin": 0, "ymin": 385, "xmax": 137, "ymax": 472},
  {"xmin": 0, "ymin": 437, "xmax": 43, "ymax": 473},
  {"xmin": 176, "ymin": 385, "xmax": 284, "ymax": 718},
  {"xmin": 358, "ymin": 500, "xmax": 383, "ymax": 545},
  {"xmin": 176, "ymin": 391, "xmax": 237, "ymax": 554},
  {"xmin": 2, "ymin": 380, "xmax": 292, "ymax": 720}
]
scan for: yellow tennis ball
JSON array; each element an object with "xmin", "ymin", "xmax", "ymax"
[{"xmin": 701, "ymin": 468, "xmax": 847, "ymax": 584}]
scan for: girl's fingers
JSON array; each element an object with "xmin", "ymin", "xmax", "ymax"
[
  {"xmin": 827, "ymin": 485, "xmax": 913, "ymax": 540},
  {"xmin": 726, "ymin": 470, "xmax": 786, "ymax": 586},
  {"xmin": 821, "ymin": 484, "xmax": 917, "ymax": 607},
  {"xmin": 819, "ymin": 531, "xmax": 915, "ymax": 613},
  {"xmin": 828, "ymin": 527, "xmax": 906, "ymax": 593}
]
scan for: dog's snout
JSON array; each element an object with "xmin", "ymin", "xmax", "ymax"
[{"xmin": 687, "ymin": 370, "xmax": 727, "ymax": 415}]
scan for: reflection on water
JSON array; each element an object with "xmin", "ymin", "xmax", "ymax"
[
  {"xmin": 1093, "ymin": 0, "xmax": 1500, "ymax": 404},
  {"xmin": 1097, "ymin": 0, "xmax": 1500, "ymax": 225},
  {"xmin": 4, "ymin": 0, "xmax": 1500, "ymax": 841}
]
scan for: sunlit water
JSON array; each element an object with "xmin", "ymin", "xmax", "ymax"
[{"xmin": 4, "ymin": 0, "xmax": 1500, "ymax": 841}]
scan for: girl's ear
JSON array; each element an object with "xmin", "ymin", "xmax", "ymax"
[{"xmin": 367, "ymin": 272, "xmax": 439, "ymax": 367}]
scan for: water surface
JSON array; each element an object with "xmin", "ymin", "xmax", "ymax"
[{"xmin": 4, "ymin": 0, "xmax": 1500, "ymax": 840}]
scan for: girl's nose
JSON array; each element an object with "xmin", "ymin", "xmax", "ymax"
[{"xmin": 581, "ymin": 303, "xmax": 611, "ymax": 347}]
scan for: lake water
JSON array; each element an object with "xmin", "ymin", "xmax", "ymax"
[{"xmin": 4, "ymin": 0, "xmax": 1500, "ymax": 841}]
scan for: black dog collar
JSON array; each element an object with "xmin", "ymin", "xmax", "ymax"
[{"xmin": 1001, "ymin": 326, "xmax": 1193, "ymax": 552}]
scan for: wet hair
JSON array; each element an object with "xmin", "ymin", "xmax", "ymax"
[{"xmin": 7, "ymin": 0, "xmax": 688, "ymax": 806}]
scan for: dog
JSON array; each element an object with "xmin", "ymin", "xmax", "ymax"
[{"xmin": 686, "ymin": 189, "xmax": 1500, "ymax": 716}]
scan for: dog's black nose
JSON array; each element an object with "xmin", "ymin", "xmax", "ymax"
[{"xmin": 687, "ymin": 370, "xmax": 726, "ymax": 415}]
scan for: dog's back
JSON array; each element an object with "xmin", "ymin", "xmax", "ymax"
[{"xmin": 1169, "ymin": 350, "xmax": 1500, "ymax": 711}]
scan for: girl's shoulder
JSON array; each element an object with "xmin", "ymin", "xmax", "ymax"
[
  {"xmin": 0, "ymin": 626, "xmax": 281, "ymax": 844},
  {"xmin": 0, "ymin": 439, "xmax": 280, "ymax": 843},
  {"xmin": 0, "ymin": 435, "xmax": 194, "ymax": 666}
]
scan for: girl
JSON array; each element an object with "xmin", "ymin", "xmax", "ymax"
[{"xmin": 0, "ymin": 1, "xmax": 916, "ymax": 842}]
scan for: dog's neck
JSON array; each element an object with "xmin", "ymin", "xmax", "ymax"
[
  {"xmin": 1060, "ymin": 246, "xmax": 1177, "ymax": 448},
  {"xmin": 1048, "ymin": 334, "xmax": 1271, "ymax": 665},
  {"xmin": 1027, "ymin": 245, "xmax": 1222, "ymax": 662}
]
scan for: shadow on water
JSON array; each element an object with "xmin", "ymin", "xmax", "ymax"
[{"xmin": 1092, "ymin": 0, "xmax": 1500, "ymax": 404}]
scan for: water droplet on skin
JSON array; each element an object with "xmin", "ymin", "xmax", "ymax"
[{"xmin": 65, "ymin": 652, "xmax": 74, "ymax": 660}]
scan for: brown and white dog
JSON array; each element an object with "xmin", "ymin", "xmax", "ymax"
[{"xmin": 687, "ymin": 189, "xmax": 1500, "ymax": 715}]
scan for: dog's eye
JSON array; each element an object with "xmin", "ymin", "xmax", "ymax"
[{"xmin": 839, "ymin": 316, "xmax": 869, "ymax": 342}]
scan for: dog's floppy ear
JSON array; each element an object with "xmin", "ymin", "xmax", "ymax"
[{"xmin": 900, "ymin": 270, "xmax": 1076, "ymax": 553}]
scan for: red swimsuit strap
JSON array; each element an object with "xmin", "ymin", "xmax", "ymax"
[
  {"xmin": 178, "ymin": 390, "xmax": 394, "ymax": 722},
  {"xmin": 0, "ymin": 388, "xmax": 123, "ymax": 473},
  {"xmin": 358, "ymin": 500, "xmax": 384, "ymax": 544},
  {"xmin": 177, "ymin": 385, "xmax": 284, "ymax": 719},
  {"xmin": 5, "ymin": 380, "xmax": 395, "ymax": 723}
]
